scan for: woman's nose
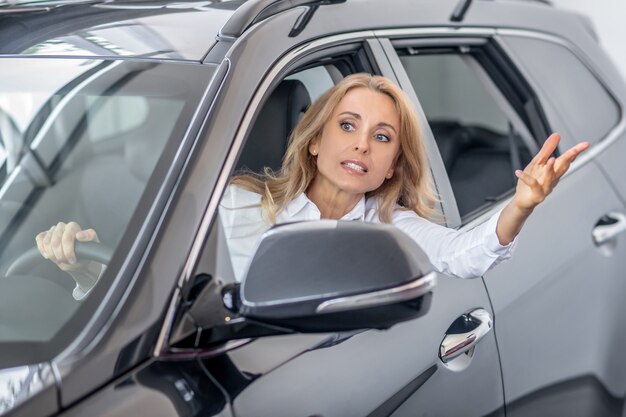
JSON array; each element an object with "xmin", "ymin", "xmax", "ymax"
[{"xmin": 353, "ymin": 132, "xmax": 370, "ymax": 153}]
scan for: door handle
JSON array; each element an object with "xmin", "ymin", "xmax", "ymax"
[
  {"xmin": 593, "ymin": 212, "xmax": 626, "ymax": 246},
  {"xmin": 439, "ymin": 308, "xmax": 492, "ymax": 363}
]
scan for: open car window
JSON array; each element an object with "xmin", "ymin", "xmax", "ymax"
[
  {"xmin": 214, "ymin": 65, "xmax": 336, "ymax": 284},
  {"xmin": 201, "ymin": 48, "xmax": 372, "ymax": 288},
  {"xmin": 0, "ymin": 58, "xmax": 213, "ymax": 350}
]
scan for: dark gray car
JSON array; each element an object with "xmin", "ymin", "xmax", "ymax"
[{"xmin": 1, "ymin": 0, "xmax": 626, "ymax": 416}]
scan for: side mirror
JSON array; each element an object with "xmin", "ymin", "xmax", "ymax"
[
  {"xmin": 168, "ymin": 220, "xmax": 436, "ymax": 353},
  {"xmin": 239, "ymin": 220, "xmax": 435, "ymax": 332}
]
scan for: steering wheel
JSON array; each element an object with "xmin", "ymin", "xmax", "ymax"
[{"xmin": 5, "ymin": 241, "xmax": 114, "ymax": 276}]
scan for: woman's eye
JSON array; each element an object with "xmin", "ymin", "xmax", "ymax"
[
  {"xmin": 340, "ymin": 122, "xmax": 355, "ymax": 132},
  {"xmin": 375, "ymin": 133, "xmax": 390, "ymax": 142}
]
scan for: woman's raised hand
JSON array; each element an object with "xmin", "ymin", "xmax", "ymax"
[
  {"xmin": 36, "ymin": 221, "xmax": 99, "ymax": 272},
  {"xmin": 513, "ymin": 133, "xmax": 590, "ymax": 212},
  {"xmin": 496, "ymin": 133, "xmax": 589, "ymax": 245}
]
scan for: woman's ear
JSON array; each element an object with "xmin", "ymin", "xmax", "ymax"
[
  {"xmin": 386, "ymin": 169, "xmax": 394, "ymax": 179},
  {"xmin": 309, "ymin": 142, "xmax": 318, "ymax": 156}
]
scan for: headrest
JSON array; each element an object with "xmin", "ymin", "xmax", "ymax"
[{"xmin": 236, "ymin": 79, "xmax": 311, "ymax": 173}]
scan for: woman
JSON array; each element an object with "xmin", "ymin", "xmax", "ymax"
[{"xmin": 37, "ymin": 74, "xmax": 589, "ymax": 295}]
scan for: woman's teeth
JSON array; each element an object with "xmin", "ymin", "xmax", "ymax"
[{"xmin": 342, "ymin": 162, "xmax": 367, "ymax": 172}]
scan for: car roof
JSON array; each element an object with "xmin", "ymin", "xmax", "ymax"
[{"xmin": 0, "ymin": 0, "xmax": 589, "ymax": 62}]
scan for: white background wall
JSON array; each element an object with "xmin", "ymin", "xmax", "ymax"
[{"xmin": 551, "ymin": 0, "xmax": 626, "ymax": 80}]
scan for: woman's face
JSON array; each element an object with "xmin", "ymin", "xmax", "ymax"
[{"xmin": 309, "ymin": 87, "xmax": 401, "ymax": 197}]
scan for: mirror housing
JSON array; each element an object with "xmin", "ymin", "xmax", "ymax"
[
  {"xmin": 239, "ymin": 220, "xmax": 435, "ymax": 332},
  {"xmin": 168, "ymin": 220, "xmax": 436, "ymax": 353}
]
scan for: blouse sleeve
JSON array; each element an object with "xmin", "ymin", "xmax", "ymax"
[
  {"xmin": 218, "ymin": 185, "xmax": 269, "ymax": 282},
  {"xmin": 391, "ymin": 208, "xmax": 517, "ymax": 278}
]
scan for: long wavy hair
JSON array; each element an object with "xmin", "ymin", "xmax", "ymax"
[{"xmin": 232, "ymin": 73, "xmax": 437, "ymax": 224}]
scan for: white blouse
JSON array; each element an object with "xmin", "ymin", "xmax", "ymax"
[{"xmin": 219, "ymin": 185, "xmax": 516, "ymax": 282}]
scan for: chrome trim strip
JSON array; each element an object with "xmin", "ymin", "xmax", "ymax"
[
  {"xmin": 159, "ymin": 338, "xmax": 253, "ymax": 360},
  {"xmin": 0, "ymin": 54, "xmax": 205, "ymax": 64},
  {"xmin": 154, "ymin": 287, "xmax": 184, "ymax": 357},
  {"xmin": 316, "ymin": 271, "xmax": 436, "ymax": 314},
  {"xmin": 374, "ymin": 27, "xmax": 497, "ymax": 38}
]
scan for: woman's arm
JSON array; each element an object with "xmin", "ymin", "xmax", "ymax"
[{"xmin": 496, "ymin": 133, "xmax": 590, "ymax": 245}]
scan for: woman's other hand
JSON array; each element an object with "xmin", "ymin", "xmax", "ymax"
[
  {"xmin": 513, "ymin": 133, "xmax": 590, "ymax": 212},
  {"xmin": 36, "ymin": 221, "xmax": 99, "ymax": 271},
  {"xmin": 36, "ymin": 222, "xmax": 102, "ymax": 299}
]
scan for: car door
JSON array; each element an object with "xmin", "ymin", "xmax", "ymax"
[{"xmin": 172, "ymin": 33, "xmax": 506, "ymax": 417}]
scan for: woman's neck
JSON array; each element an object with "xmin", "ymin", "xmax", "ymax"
[{"xmin": 306, "ymin": 178, "xmax": 363, "ymax": 220}]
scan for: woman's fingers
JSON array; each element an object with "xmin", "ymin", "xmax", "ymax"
[
  {"xmin": 515, "ymin": 158, "xmax": 557, "ymax": 205},
  {"xmin": 531, "ymin": 133, "xmax": 561, "ymax": 165},
  {"xmin": 529, "ymin": 134, "xmax": 590, "ymax": 180},
  {"xmin": 51, "ymin": 222, "xmax": 67, "ymax": 262},
  {"xmin": 76, "ymin": 228, "xmax": 98, "ymax": 243},
  {"xmin": 515, "ymin": 135, "xmax": 589, "ymax": 211},
  {"xmin": 42, "ymin": 226, "xmax": 55, "ymax": 260},
  {"xmin": 515, "ymin": 169, "xmax": 541, "ymax": 191},
  {"xmin": 61, "ymin": 222, "xmax": 81, "ymax": 265},
  {"xmin": 538, "ymin": 158, "xmax": 556, "ymax": 193},
  {"xmin": 554, "ymin": 141, "xmax": 590, "ymax": 177},
  {"xmin": 35, "ymin": 231, "xmax": 48, "ymax": 259}
]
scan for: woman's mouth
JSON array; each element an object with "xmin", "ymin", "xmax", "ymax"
[{"xmin": 341, "ymin": 160, "xmax": 368, "ymax": 173}]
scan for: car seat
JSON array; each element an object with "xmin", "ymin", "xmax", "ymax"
[
  {"xmin": 431, "ymin": 120, "xmax": 530, "ymax": 217},
  {"xmin": 236, "ymin": 79, "xmax": 311, "ymax": 173}
]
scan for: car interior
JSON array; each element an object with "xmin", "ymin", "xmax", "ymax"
[
  {"xmin": 236, "ymin": 79, "xmax": 312, "ymax": 173},
  {"xmin": 430, "ymin": 119, "xmax": 531, "ymax": 217}
]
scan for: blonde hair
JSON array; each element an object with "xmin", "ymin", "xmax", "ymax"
[{"xmin": 232, "ymin": 73, "xmax": 437, "ymax": 224}]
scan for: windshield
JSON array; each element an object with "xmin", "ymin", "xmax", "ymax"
[{"xmin": 0, "ymin": 57, "xmax": 215, "ymax": 349}]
